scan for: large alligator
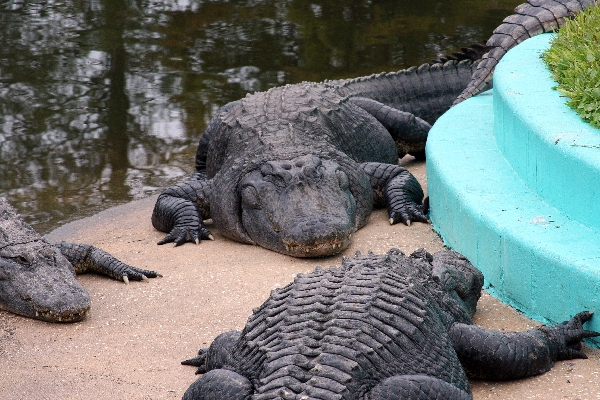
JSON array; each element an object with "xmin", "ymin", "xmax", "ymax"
[
  {"xmin": 151, "ymin": 0, "xmax": 597, "ymax": 257},
  {"xmin": 181, "ymin": 249, "xmax": 598, "ymax": 400},
  {"xmin": 0, "ymin": 198, "xmax": 160, "ymax": 322}
]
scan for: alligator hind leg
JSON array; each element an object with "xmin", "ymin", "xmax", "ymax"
[
  {"xmin": 182, "ymin": 369, "xmax": 253, "ymax": 400},
  {"xmin": 349, "ymin": 97, "xmax": 431, "ymax": 159},
  {"xmin": 361, "ymin": 162, "xmax": 429, "ymax": 225},
  {"xmin": 365, "ymin": 375, "xmax": 472, "ymax": 400}
]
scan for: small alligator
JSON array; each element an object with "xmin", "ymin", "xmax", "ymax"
[
  {"xmin": 181, "ymin": 249, "xmax": 598, "ymax": 400},
  {"xmin": 0, "ymin": 198, "xmax": 160, "ymax": 322},
  {"xmin": 151, "ymin": 0, "xmax": 597, "ymax": 258}
]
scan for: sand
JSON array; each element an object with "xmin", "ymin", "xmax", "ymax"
[{"xmin": 1, "ymin": 157, "xmax": 598, "ymax": 399}]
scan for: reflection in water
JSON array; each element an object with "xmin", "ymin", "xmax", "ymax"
[{"xmin": 0, "ymin": 0, "xmax": 521, "ymax": 233}]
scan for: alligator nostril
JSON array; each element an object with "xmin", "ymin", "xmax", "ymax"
[{"xmin": 16, "ymin": 254, "xmax": 32, "ymax": 265}]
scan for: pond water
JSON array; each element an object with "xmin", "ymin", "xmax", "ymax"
[{"xmin": 0, "ymin": 0, "xmax": 521, "ymax": 233}]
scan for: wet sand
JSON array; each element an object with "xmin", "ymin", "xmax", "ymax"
[{"xmin": 1, "ymin": 157, "xmax": 598, "ymax": 399}]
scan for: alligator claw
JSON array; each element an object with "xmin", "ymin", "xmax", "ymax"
[
  {"xmin": 182, "ymin": 348, "xmax": 208, "ymax": 374},
  {"xmin": 388, "ymin": 203, "xmax": 428, "ymax": 226},
  {"xmin": 539, "ymin": 311, "xmax": 600, "ymax": 361},
  {"xmin": 119, "ymin": 265, "xmax": 162, "ymax": 282},
  {"xmin": 384, "ymin": 171, "xmax": 429, "ymax": 226},
  {"xmin": 158, "ymin": 223, "xmax": 213, "ymax": 247}
]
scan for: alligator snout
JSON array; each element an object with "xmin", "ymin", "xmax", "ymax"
[
  {"xmin": 14, "ymin": 268, "xmax": 92, "ymax": 322},
  {"xmin": 282, "ymin": 217, "xmax": 353, "ymax": 256}
]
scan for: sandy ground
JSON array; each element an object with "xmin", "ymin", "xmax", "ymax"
[{"xmin": 1, "ymin": 157, "xmax": 599, "ymax": 400}]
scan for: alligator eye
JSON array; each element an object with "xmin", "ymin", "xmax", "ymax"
[
  {"xmin": 336, "ymin": 170, "xmax": 349, "ymax": 190},
  {"xmin": 241, "ymin": 186, "xmax": 261, "ymax": 209}
]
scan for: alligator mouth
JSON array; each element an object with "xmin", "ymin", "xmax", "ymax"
[
  {"xmin": 33, "ymin": 307, "xmax": 90, "ymax": 323},
  {"xmin": 282, "ymin": 234, "xmax": 352, "ymax": 257}
]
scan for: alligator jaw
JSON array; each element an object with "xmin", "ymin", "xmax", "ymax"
[
  {"xmin": 33, "ymin": 306, "xmax": 90, "ymax": 323},
  {"xmin": 282, "ymin": 234, "xmax": 352, "ymax": 258}
]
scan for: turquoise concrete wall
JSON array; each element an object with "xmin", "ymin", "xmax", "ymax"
[
  {"xmin": 426, "ymin": 34, "xmax": 600, "ymax": 338},
  {"xmin": 494, "ymin": 34, "xmax": 600, "ymax": 232}
]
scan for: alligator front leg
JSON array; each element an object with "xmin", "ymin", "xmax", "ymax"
[
  {"xmin": 181, "ymin": 331, "xmax": 249, "ymax": 400},
  {"xmin": 57, "ymin": 242, "xmax": 161, "ymax": 284},
  {"xmin": 181, "ymin": 331, "xmax": 242, "ymax": 374},
  {"xmin": 349, "ymin": 97, "xmax": 431, "ymax": 159},
  {"xmin": 361, "ymin": 162, "xmax": 429, "ymax": 225},
  {"xmin": 151, "ymin": 174, "xmax": 214, "ymax": 246},
  {"xmin": 449, "ymin": 311, "xmax": 599, "ymax": 380}
]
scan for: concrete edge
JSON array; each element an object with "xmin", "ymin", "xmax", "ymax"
[
  {"xmin": 494, "ymin": 33, "xmax": 600, "ymax": 232},
  {"xmin": 426, "ymin": 90, "xmax": 600, "ymax": 339}
]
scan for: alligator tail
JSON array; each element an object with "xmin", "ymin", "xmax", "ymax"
[
  {"xmin": 330, "ymin": 59, "xmax": 478, "ymax": 126},
  {"xmin": 454, "ymin": 0, "xmax": 599, "ymax": 105}
]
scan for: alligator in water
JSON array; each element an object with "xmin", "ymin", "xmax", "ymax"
[
  {"xmin": 151, "ymin": 0, "xmax": 598, "ymax": 257},
  {"xmin": 0, "ymin": 198, "xmax": 160, "ymax": 322},
  {"xmin": 181, "ymin": 249, "xmax": 598, "ymax": 399}
]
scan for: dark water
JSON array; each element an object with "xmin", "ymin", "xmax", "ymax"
[{"xmin": 0, "ymin": 0, "xmax": 521, "ymax": 233}]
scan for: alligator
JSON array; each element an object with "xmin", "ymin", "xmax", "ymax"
[
  {"xmin": 0, "ymin": 198, "xmax": 160, "ymax": 322},
  {"xmin": 151, "ymin": 0, "xmax": 598, "ymax": 258},
  {"xmin": 181, "ymin": 248, "xmax": 598, "ymax": 400}
]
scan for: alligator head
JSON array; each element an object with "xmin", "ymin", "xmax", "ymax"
[
  {"xmin": 430, "ymin": 250, "xmax": 484, "ymax": 324},
  {"xmin": 237, "ymin": 154, "xmax": 360, "ymax": 257},
  {"xmin": 0, "ymin": 199, "xmax": 91, "ymax": 322}
]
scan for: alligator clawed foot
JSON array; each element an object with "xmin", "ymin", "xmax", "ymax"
[
  {"xmin": 539, "ymin": 311, "xmax": 600, "ymax": 361},
  {"xmin": 388, "ymin": 202, "xmax": 430, "ymax": 226},
  {"xmin": 158, "ymin": 224, "xmax": 213, "ymax": 247}
]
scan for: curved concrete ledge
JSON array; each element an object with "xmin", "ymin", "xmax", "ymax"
[
  {"xmin": 494, "ymin": 34, "xmax": 600, "ymax": 232},
  {"xmin": 427, "ymin": 34, "xmax": 600, "ymax": 338}
]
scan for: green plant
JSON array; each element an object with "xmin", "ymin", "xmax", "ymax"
[{"xmin": 542, "ymin": 5, "xmax": 600, "ymax": 129}]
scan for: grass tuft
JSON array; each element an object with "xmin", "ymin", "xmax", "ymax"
[{"xmin": 542, "ymin": 5, "xmax": 600, "ymax": 129}]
